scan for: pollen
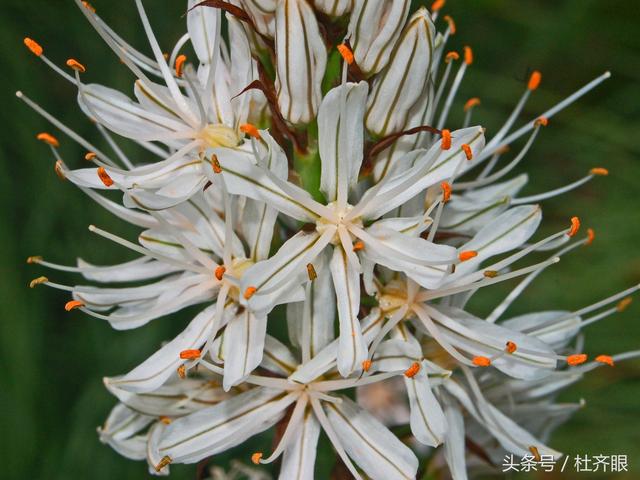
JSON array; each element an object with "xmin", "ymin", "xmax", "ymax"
[
  {"xmin": 484, "ymin": 270, "xmax": 498, "ymax": 278},
  {"xmin": 244, "ymin": 286, "xmax": 257, "ymax": 300},
  {"xmin": 590, "ymin": 167, "xmax": 609, "ymax": 176},
  {"xmin": 85, "ymin": 151, "xmax": 97, "ymax": 161},
  {"xmin": 54, "ymin": 160, "xmax": 66, "ymax": 180},
  {"xmin": 461, "ymin": 143, "xmax": 473, "ymax": 160},
  {"xmin": 431, "ymin": 0, "xmax": 445, "ymax": 13},
  {"xmin": 528, "ymin": 71, "xmax": 542, "ymax": 91},
  {"xmin": 97, "ymin": 167, "xmax": 114, "ymax": 187},
  {"xmin": 443, "ymin": 15, "xmax": 456, "ymax": 34},
  {"xmin": 23, "ymin": 37, "xmax": 43, "ymax": 56},
  {"xmin": 362, "ymin": 359, "xmax": 372, "ymax": 372},
  {"xmin": 29, "ymin": 276, "xmax": 48, "ymax": 288},
  {"xmin": 459, "ymin": 250, "xmax": 478, "ymax": 262},
  {"xmin": 595, "ymin": 354, "xmax": 614, "ymax": 367},
  {"xmin": 463, "ymin": 46, "xmax": 473, "ymax": 65},
  {"xmin": 240, "ymin": 123, "xmax": 261, "ymax": 139},
  {"xmin": 464, "ymin": 97, "xmax": 481, "ymax": 112},
  {"xmin": 306, "ymin": 263, "xmax": 317, "ymax": 281},
  {"xmin": 534, "ymin": 116, "xmax": 549, "ymax": 127},
  {"xmin": 214, "ymin": 266, "xmax": 226, "ymax": 281},
  {"xmin": 66, "ymin": 58, "xmax": 86, "ymax": 73},
  {"xmin": 566, "ymin": 353, "xmax": 588, "ymax": 366},
  {"xmin": 179, "ymin": 349, "xmax": 201, "ymax": 360},
  {"xmin": 585, "ymin": 228, "xmax": 595, "ymax": 246},
  {"xmin": 445, "ymin": 51, "xmax": 459, "ymax": 63},
  {"xmin": 64, "ymin": 300, "xmax": 84, "ymax": 311},
  {"xmin": 177, "ymin": 364, "xmax": 186, "ymax": 379},
  {"xmin": 404, "ymin": 362, "xmax": 421, "ymax": 378},
  {"xmin": 154, "ymin": 456, "xmax": 172, "ymax": 473},
  {"xmin": 472, "ymin": 356, "xmax": 491, "ymax": 367},
  {"xmin": 36, "ymin": 132, "xmax": 59, "ymax": 148},
  {"xmin": 568, "ymin": 216, "xmax": 581, "ymax": 237},
  {"xmin": 441, "ymin": 129, "xmax": 452, "ymax": 150},
  {"xmin": 616, "ymin": 297, "xmax": 632, "ymax": 312},
  {"xmin": 506, "ymin": 341, "xmax": 517, "ymax": 354},
  {"xmin": 441, "ymin": 181, "xmax": 452, "ymax": 203},
  {"xmin": 27, "ymin": 255, "xmax": 43, "ymax": 264},
  {"xmin": 159, "ymin": 416, "xmax": 172, "ymax": 425},
  {"xmin": 175, "ymin": 54, "xmax": 187, "ymax": 78},
  {"xmin": 210, "ymin": 154, "xmax": 222, "ymax": 174},
  {"xmin": 353, "ymin": 240, "xmax": 365, "ymax": 252},
  {"xmin": 337, "ymin": 43, "xmax": 355, "ymax": 65},
  {"xmin": 251, "ymin": 452, "xmax": 263, "ymax": 465}
]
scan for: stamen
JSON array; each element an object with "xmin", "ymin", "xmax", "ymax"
[
  {"xmin": 459, "ymin": 250, "xmax": 478, "ymax": 262},
  {"xmin": 585, "ymin": 228, "xmax": 595, "ymax": 246},
  {"xmin": 431, "ymin": 0, "xmax": 445, "ymax": 12},
  {"xmin": 441, "ymin": 129, "xmax": 451, "ymax": 150},
  {"xmin": 244, "ymin": 286, "xmax": 257, "ymax": 300},
  {"xmin": 85, "ymin": 152, "xmax": 97, "ymax": 161},
  {"xmin": 529, "ymin": 446, "xmax": 542, "ymax": 462},
  {"xmin": 97, "ymin": 167, "xmax": 114, "ymax": 187},
  {"xmin": 29, "ymin": 276, "xmax": 48, "ymax": 288},
  {"xmin": 154, "ymin": 456, "xmax": 172, "ymax": 473},
  {"xmin": 36, "ymin": 132, "xmax": 59, "ymax": 148},
  {"xmin": 174, "ymin": 54, "xmax": 187, "ymax": 77},
  {"xmin": 214, "ymin": 265, "xmax": 226, "ymax": 281},
  {"xmin": 464, "ymin": 97, "xmax": 481, "ymax": 112},
  {"xmin": 595, "ymin": 354, "xmax": 614, "ymax": 367},
  {"xmin": 177, "ymin": 364, "xmax": 186, "ymax": 379},
  {"xmin": 251, "ymin": 452, "xmax": 263, "ymax": 465},
  {"xmin": 64, "ymin": 300, "xmax": 84, "ymax": 311},
  {"xmin": 54, "ymin": 160, "xmax": 65, "ymax": 180},
  {"xmin": 528, "ymin": 71, "xmax": 542, "ymax": 91},
  {"xmin": 337, "ymin": 43, "xmax": 354, "ymax": 65},
  {"xmin": 362, "ymin": 359, "xmax": 372, "ymax": 372},
  {"xmin": 179, "ymin": 349, "xmax": 201, "ymax": 360},
  {"xmin": 404, "ymin": 362, "xmax": 421, "ymax": 378},
  {"xmin": 306, "ymin": 263, "xmax": 317, "ymax": 281},
  {"xmin": 461, "ymin": 143, "xmax": 473, "ymax": 160},
  {"xmin": 534, "ymin": 116, "xmax": 548, "ymax": 127},
  {"xmin": 441, "ymin": 181, "xmax": 452, "ymax": 203},
  {"xmin": 443, "ymin": 15, "xmax": 456, "ymax": 34},
  {"xmin": 82, "ymin": 1, "xmax": 96, "ymax": 12},
  {"xmin": 617, "ymin": 297, "xmax": 632, "ymax": 312},
  {"xmin": 159, "ymin": 416, "xmax": 172, "ymax": 425},
  {"xmin": 210, "ymin": 154, "xmax": 222, "ymax": 174},
  {"xmin": 484, "ymin": 270, "xmax": 498, "ymax": 278},
  {"xmin": 240, "ymin": 123, "xmax": 261, "ymax": 139},
  {"xmin": 472, "ymin": 356, "xmax": 491, "ymax": 367},
  {"xmin": 352, "ymin": 240, "xmax": 365, "ymax": 252},
  {"xmin": 26, "ymin": 255, "xmax": 42, "ymax": 264},
  {"xmin": 590, "ymin": 167, "xmax": 609, "ymax": 176},
  {"xmin": 66, "ymin": 58, "xmax": 86, "ymax": 73},
  {"xmin": 463, "ymin": 46, "xmax": 473, "ymax": 65},
  {"xmin": 567, "ymin": 354, "xmax": 587, "ymax": 366},
  {"xmin": 568, "ymin": 216, "xmax": 581, "ymax": 237},
  {"xmin": 506, "ymin": 341, "xmax": 517, "ymax": 354},
  {"xmin": 23, "ymin": 37, "xmax": 43, "ymax": 56},
  {"xmin": 445, "ymin": 51, "xmax": 459, "ymax": 63}
]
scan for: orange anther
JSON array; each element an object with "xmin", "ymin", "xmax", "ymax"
[
  {"xmin": 353, "ymin": 241, "xmax": 365, "ymax": 252},
  {"xmin": 461, "ymin": 143, "xmax": 473, "ymax": 160},
  {"xmin": 404, "ymin": 362, "xmax": 421, "ymax": 378},
  {"xmin": 177, "ymin": 364, "xmax": 186, "ymax": 379},
  {"xmin": 459, "ymin": 250, "xmax": 478, "ymax": 262},
  {"xmin": 179, "ymin": 349, "xmax": 201, "ymax": 360},
  {"xmin": 97, "ymin": 167, "xmax": 114, "ymax": 187},
  {"xmin": 431, "ymin": 0, "xmax": 445, "ymax": 12},
  {"xmin": 505, "ymin": 341, "xmax": 517, "ymax": 354},
  {"xmin": 82, "ymin": 1, "xmax": 96, "ymax": 12},
  {"xmin": 240, "ymin": 123, "xmax": 261, "ymax": 139},
  {"xmin": 24, "ymin": 37, "xmax": 43, "ymax": 56},
  {"xmin": 496, "ymin": 144, "xmax": 511, "ymax": 155},
  {"xmin": 306, "ymin": 263, "xmax": 317, "ymax": 281},
  {"xmin": 175, "ymin": 54, "xmax": 187, "ymax": 78},
  {"xmin": 445, "ymin": 51, "xmax": 459, "ymax": 63},
  {"xmin": 337, "ymin": 43, "xmax": 354, "ymax": 65},
  {"xmin": 528, "ymin": 71, "xmax": 542, "ymax": 91},
  {"xmin": 441, "ymin": 181, "xmax": 452, "ymax": 203},
  {"xmin": 36, "ymin": 132, "xmax": 59, "ymax": 148},
  {"xmin": 251, "ymin": 452, "xmax": 263, "ymax": 465},
  {"xmin": 568, "ymin": 216, "xmax": 581, "ymax": 237},
  {"xmin": 463, "ymin": 46, "xmax": 473, "ymax": 65},
  {"xmin": 65, "ymin": 300, "xmax": 84, "ymax": 311},
  {"xmin": 85, "ymin": 152, "xmax": 97, "ymax": 161},
  {"xmin": 26, "ymin": 255, "xmax": 42, "ymax": 264},
  {"xmin": 244, "ymin": 286, "xmax": 257, "ymax": 300},
  {"xmin": 483, "ymin": 270, "xmax": 498, "ymax": 278},
  {"xmin": 441, "ymin": 129, "xmax": 451, "ymax": 150},
  {"xmin": 595, "ymin": 354, "xmax": 614, "ymax": 367},
  {"xmin": 529, "ymin": 446, "xmax": 542, "ymax": 462},
  {"xmin": 464, "ymin": 97, "xmax": 481, "ymax": 112},
  {"xmin": 472, "ymin": 356, "xmax": 491, "ymax": 367},
  {"xmin": 585, "ymin": 228, "xmax": 595, "ymax": 246},
  {"xmin": 154, "ymin": 456, "xmax": 172, "ymax": 473},
  {"xmin": 362, "ymin": 359, "xmax": 372, "ymax": 372},
  {"xmin": 66, "ymin": 58, "xmax": 86, "ymax": 73},
  {"xmin": 617, "ymin": 297, "xmax": 632, "ymax": 312},
  {"xmin": 159, "ymin": 416, "xmax": 172, "ymax": 425},
  {"xmin": 210, "ymin": 154, "xmax": 222, "ymax": 174},
  {"xmin": 29, "ymin": 276, "xmax": 48, "ymax": 288},
  {"xmin": 590, "ymin": 167, "xmax": 609, "ymax": 176},
  {"xmin": 54, "ymin": 160, "xmax": 65, "ymax": 180},
  {"xmin": 443, "ymin": 15, "xmax": 456, "ymax": 34},
  {"xmin": 534, "ymin": 116, "xmax": 549, "ymax": 127},
  {"xmin": 566, "ymin": 353, "xmax": 588, "ymax": 366},
  {"xmin": 214, "ymin": 266, "xmax": 226, "ymax": 281}
]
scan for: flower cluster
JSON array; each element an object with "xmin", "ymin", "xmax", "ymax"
[{"xmin": 22, "ymin": 0, "xmax": 638, "ymax": 479}]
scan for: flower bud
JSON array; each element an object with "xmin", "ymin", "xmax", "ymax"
[
  {"xmin": 313, "ymin": 0, "xmax": 353, "ymax": 17},
  {"xmin": 365, "ymin": 8, "xmax": 436, "ymax": 137},
  {"xmin": 275, "ymin": 0, "xmax": 327, "ymax": 125},
  {"xmin": 348, "ymin": 0, "xmax": 411, "ymax": 76}
]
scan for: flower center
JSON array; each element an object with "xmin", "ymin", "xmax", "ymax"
[
  {"xmin": 316, "ymin": 202, "xmax": 362, "ymax": 245},
  {"xmin": 198, "ymin": 123, "xmax": 241, "ymax": 148}
]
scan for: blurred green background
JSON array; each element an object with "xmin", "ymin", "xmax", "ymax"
[{"xmin": 1, "ymin": 1, "xmax": 638, "ymax": 479}]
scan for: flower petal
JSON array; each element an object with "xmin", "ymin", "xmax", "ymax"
[{"xmin": 222, "ymin": 310, "xmax": 268, "ymax": 390}]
